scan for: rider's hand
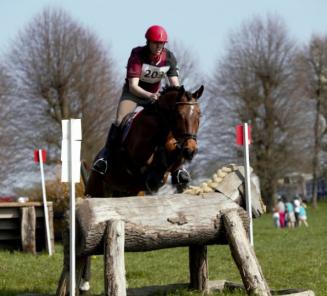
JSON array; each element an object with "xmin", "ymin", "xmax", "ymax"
[{"xmin": 148, "ymin": 92, "xmax": 159, "ymax": 102}]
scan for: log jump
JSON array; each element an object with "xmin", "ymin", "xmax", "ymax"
[{"xmin": 57, "ymin": 165, "xmax": 272, "ymax": 296}]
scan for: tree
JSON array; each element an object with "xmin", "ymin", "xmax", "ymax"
[
  {"xmin": 0, "ymin": 64, "xmax": 19, "ymax": 190},
  {"xmin": 7, "ymin": 7, "xmax": 119, "ymax": 170},
  {"xmin": 208, "ymin": 15, "xmax": 313, "ymax": 210},
  {"xmin": 297, "ymin": 35, "xmax": 327, "ymax": 208},
  {"xmin": 168, "ymin": 41, "xmax": 202, "ymax": 89}
]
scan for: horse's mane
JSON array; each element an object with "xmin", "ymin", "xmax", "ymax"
[
  {"xmin": 160, "ymin": 85, "xmax": 181, "ymax": 96},
  {"xmin": 160, "ymin": 85, "xmax": 193, "ymax": 101}
]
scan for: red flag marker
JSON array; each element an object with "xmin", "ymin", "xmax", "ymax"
[
  {"xmin": 34, "ymin": 149, "xmax": 46, "ymax": 163},
  {"xmin": 236, "ymin": 124, "xmax": 252, "ymax": 145}
]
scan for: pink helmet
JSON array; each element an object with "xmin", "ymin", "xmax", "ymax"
[{"xmin": 145, "ymin": 25, "xmax": 168, "ymax": 42}]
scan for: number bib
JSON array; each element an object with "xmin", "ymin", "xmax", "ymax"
[{"xmin": 140, "ymin": 64, "xmax": 170, "ymax": 83}]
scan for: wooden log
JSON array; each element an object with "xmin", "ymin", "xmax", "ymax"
[
  {"xmin": 75, "ymin": 192, "xmax": 250, "ymax": 256},
  {"xmin": 222, "ymin": 210, "xmax": 271, "ymax": 296},
  {"xmin": 189, "ymin": 245, "xmax": 208, "ymax": 291},
  {"xmin": 20, "ymin": 206, "xmax": 36, "ymax": 254},
  {"xmin": 104, "ymin": 220, "xmax": 126, "ymax": 296}
]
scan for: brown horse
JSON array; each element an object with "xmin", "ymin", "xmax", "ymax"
[
  {"xmin": 84, "ymin": 85, "xmax": 203, "ymax": 197},
  {"xmin": 79, "ymin": 85, "xmax": 203, "ymax": 292}
]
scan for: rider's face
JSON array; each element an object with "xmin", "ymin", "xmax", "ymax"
[{"xmin": 148, "ymin": 41, "xmax": 165, "ymax": 55}]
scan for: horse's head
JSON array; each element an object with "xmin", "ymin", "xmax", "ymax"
[{"xmin": 158, "ymin": 85, "xmax": 204, "ymax": 161}]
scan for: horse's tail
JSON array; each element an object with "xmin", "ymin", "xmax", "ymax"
[{"xmin": 81, "ymin": 160, "xmax": 90, "ymax": 187}]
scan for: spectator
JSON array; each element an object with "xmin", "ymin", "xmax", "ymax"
[
  {"xmin": 293, "ymin": 196, "xmax": 301, "ymax": 227},
  {"xmin": 285, "ymin": 199, "xmax": 296, "ymax": 228},
  {"xmin": 276, "ymin": 196, "xmax": 286, "ymax": 228},
  {"xmin": 298, "ymin": 200, "xmax": 309, "ymax": 227},
  {"xmin": 272, "ymin": 205, "xmax": 280, "ymax": 228}
]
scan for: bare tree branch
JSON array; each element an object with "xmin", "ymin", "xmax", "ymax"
[
  {"xmin": 208, "ymin": 15, "xmax": 313, "ymax": 209},
  {"xmin": 296, "ymin": 34, "xmax": 327, "ymax": 208},
  {"xmin": 3, "ymin": 7, "xmax": 119, "ymax": 192}
]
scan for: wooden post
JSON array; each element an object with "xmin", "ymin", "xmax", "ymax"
[
  {"xmin": 104, "ymin": 220, "xmax": 126, "ymax": 296},
  {"xmin": 47, "ymin": 203, "xmax": 55, "ymax": 253},
  {"xmin": 20, "ymin": 206, "xmax": 36, "ymax": 254},
  {"xmin": 189, "ymin": 245, "xmax": 208, "ymax": 291},
  {"xmin": 222, "ymin": 210, "xmax": 271, "ymax": 296}
]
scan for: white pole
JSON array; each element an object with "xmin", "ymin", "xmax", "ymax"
[
  {"xmin": 69, "ymin": 120, "xmax": 76, "ymax": 296},
  {"xmin": 243, "ymin": 123, "xmax": 253, "ymax": 246},
  {"xmin": 39, "ymin": 149, "xmax": 52, "ymax": 256}
]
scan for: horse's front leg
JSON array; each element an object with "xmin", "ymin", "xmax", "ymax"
[
  {"xmin": 170, "ymin": 163, "xmax": 192, "ymax": 193},
  {"xmin": 164, "ymin": 135, "xmax": 192, "ymax": 193},
  {"xmin": 144, "ymin": 147, "xmax": 169, "ymax": 193}
]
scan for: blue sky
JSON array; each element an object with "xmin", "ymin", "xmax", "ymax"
[{"xmin": 1, "ymin": 0, "xmax": 327, "ymax": 74}]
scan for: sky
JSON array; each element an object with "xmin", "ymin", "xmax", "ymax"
[{"xmin": 1, "ymin": 0, "xmax": 327, "ymax": 75}]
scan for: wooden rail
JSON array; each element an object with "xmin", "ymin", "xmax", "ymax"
[{"xmin": 0, "ymin": 201, "xmax": 54, "ymax": 254}]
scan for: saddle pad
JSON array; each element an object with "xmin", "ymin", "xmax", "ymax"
[{"xmin": 121, "ymin": 106, "xmax": 144, "ymax": 143}]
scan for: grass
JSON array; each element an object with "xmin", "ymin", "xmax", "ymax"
[{"xmin": 0, "ymin": 201, "xmax": 327, "ymax": 296}]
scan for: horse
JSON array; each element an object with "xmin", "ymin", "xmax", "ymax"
[
  {"xmin": 78, "ymin": 85, "xmax": 203, "ymax": 292},
  {"xmin": 84, "ymin": 85, "xmax": 204, "ymax": 198}
]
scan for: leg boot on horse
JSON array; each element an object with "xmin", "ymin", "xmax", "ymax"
[
  {"xmin": 171, "ymin": 167, "xmax": 191, "ymax": 193},
  {"xmin": 92, "ymin": 123, "xmax": 120, "ymax": 175}
]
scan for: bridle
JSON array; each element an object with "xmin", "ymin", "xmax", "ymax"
[{"xmin": 173, "ymin": 101, "xmax": 199, "ymax": 147}]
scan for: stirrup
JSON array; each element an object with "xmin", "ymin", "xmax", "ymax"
[{"xmin": 92, "ymin": 158, "xmax": 107, "ymax": 175}]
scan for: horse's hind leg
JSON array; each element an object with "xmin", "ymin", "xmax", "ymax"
[
  {"xmin": 79, "ymin": 256, "xmax": 91, "ymax": 293},
  {"xmin": 85, "ymin": 170, "xmax": 105, "ymax": 197},
  {"xmin": 81, "ymin": 171, "xmax": 104, "ymax": 292}
]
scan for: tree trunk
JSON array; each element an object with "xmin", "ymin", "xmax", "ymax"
[
  {"xmin": 75, "ymin": 193, "xmax": 250, "ymax": 255},
  {"xmin": 312, "ymin": 96, "xmax": 321, "ymax": 209}
]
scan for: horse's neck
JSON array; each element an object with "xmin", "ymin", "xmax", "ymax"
[{"xmin": 140, "ymin": 108, "xmax": 169, "ymax": 139}]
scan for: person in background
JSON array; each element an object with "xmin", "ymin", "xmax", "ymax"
[
  {"xmin": 276, "ymin": 196, "xmax": 286, "ymax": 228},
  {"xmin": 298, "ymin": 200, "xmax": 309, "ymax": 227},
  {"xmin": 285, "ymin": 198, "xmax": 296, "ymax": 228},
  {"xmin": 272, "ymin": 205, "xmax": 280, "ymax": 228},
  {"xmin": 293, "ymin": 195, "xmax": 301, "ymax": 227}
]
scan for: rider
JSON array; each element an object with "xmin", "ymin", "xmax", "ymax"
[{"xmin": 92, "ymin": 25, "xmax": 190, "ymax": 187}]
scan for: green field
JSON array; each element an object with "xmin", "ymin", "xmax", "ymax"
[{"xmin": 0, "ymin": 201, "xmax": 326, "ymax": 296}]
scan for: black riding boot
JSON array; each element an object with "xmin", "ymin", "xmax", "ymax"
[{"xmin": 92, "ymin": 124, "xmax": 120, "ymax": 175}]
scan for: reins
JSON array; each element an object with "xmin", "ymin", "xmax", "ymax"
[{"xmin": 175, "ymin": 101, "xmax": 198, "ymax": 106}]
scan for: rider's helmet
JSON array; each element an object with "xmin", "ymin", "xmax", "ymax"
[{"xmin": 145, "ymin": 25, "xmax": 168, "ymax": 42}]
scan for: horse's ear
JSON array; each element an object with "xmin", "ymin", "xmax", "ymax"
[{"xmin": 193, "ymin": 85, "xmax": 204, "ymax": 99}]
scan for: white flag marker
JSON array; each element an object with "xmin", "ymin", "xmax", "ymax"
[{"xmin": 61, "ymin": 119, "xmax": 82, "ymax": 296}]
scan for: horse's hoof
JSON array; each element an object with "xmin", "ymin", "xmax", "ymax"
[{"xmin": 79, "ymin": 279, "xmax": 90, "ymax": 292}]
